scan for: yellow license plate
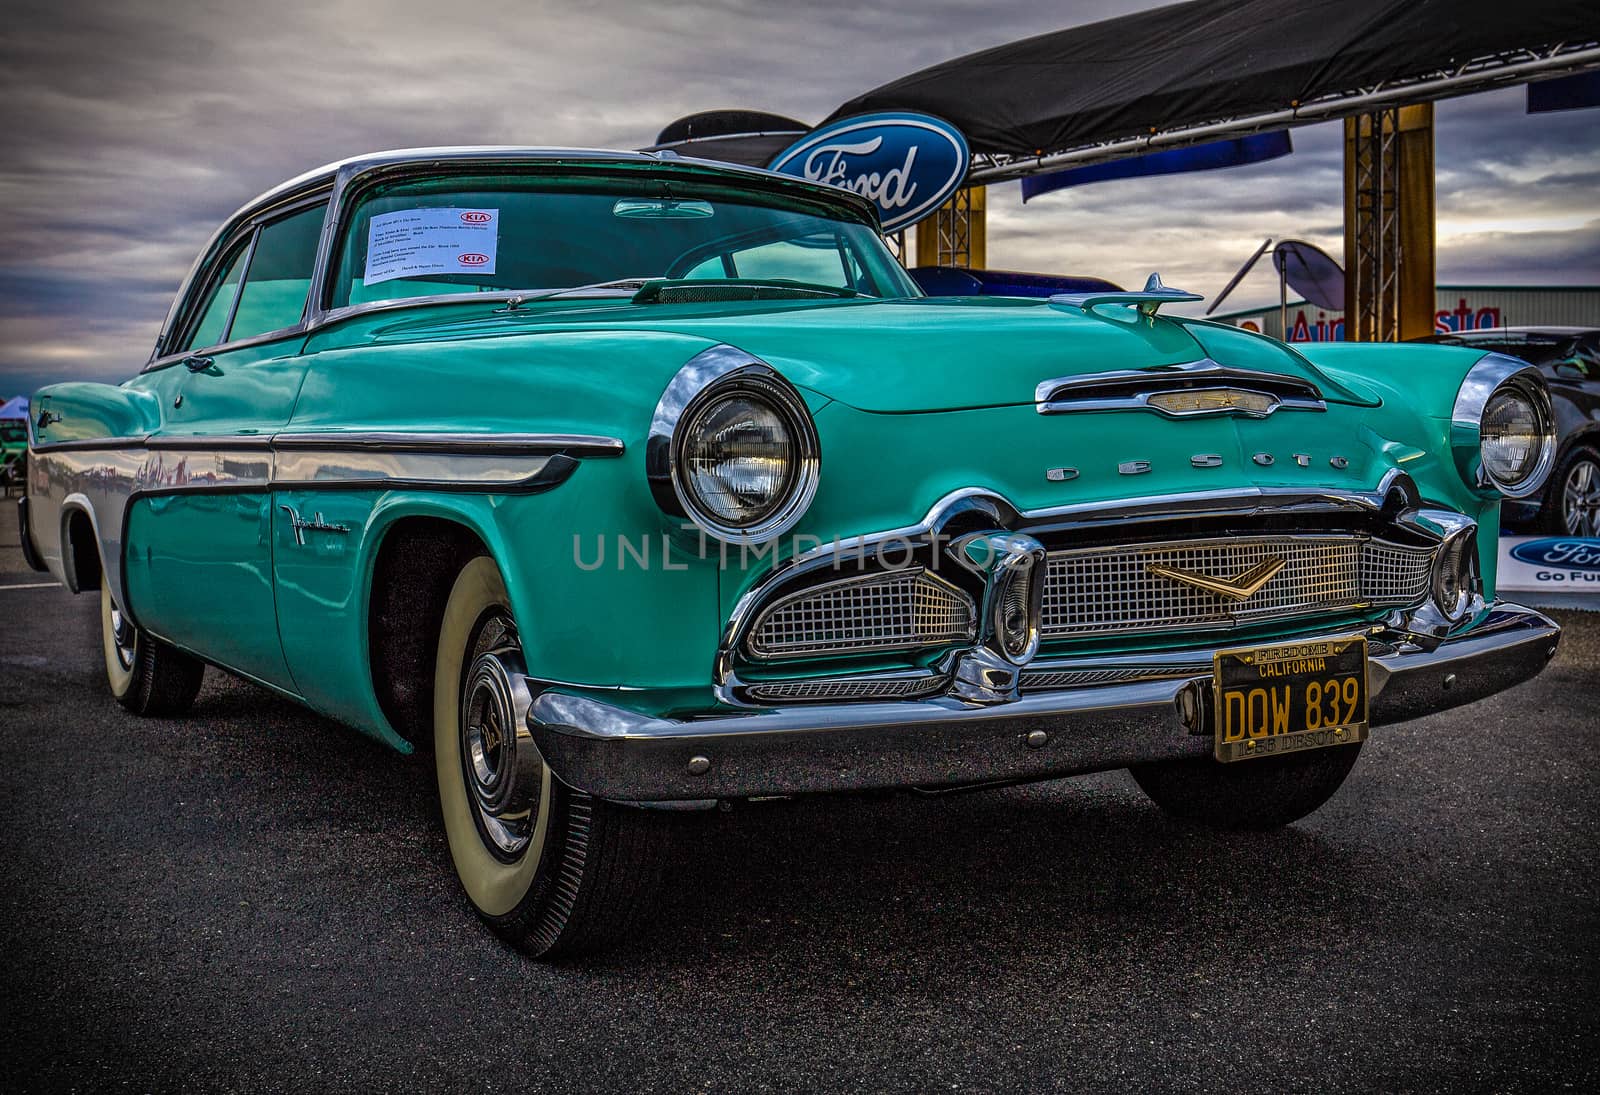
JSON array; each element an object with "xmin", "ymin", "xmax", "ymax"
[{"xmin": 1213, "ymin": 637, "xmax": 1369, "ymax": 763}]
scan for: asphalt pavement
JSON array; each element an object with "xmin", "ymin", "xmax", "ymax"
[{"xmin": 2, "ymin": 498, "xmax": 1597, "ymax": 1093}]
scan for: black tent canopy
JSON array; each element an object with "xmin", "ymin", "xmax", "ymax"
[
  {"xmin": 826, "ymin": 0, "xmax": 1600, "ymax": 181},
  {"xmin": 646, "ymin": 109, "xmax": 811, "ymax": 168}
]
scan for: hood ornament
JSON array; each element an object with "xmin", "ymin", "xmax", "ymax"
[
  {"xmin": 1147, "ymin": 556, "xmax": 1285, "ymax": 601},
  {"xmin": 1049, "ymin": 272, "xmax": 1203, "ymax": 318}
]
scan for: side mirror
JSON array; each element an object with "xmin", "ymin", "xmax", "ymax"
[{"xmin": 1553, "ymin": 358, "xmax": 1594, "ymax": 381}]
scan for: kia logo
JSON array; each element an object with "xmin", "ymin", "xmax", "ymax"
[
  {"xmin": 460, "ymin": 211, "xmax": 492, "ymax": 224},
  {"xmin": 1509, "ymin": 538, "xmax": 1600, "ymax": 570},
  {"xmin": 458, "ymin": 253, "xmax": 489, "ymax": 266}
]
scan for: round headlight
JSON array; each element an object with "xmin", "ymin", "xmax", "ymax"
[
  {"xmin": 681, "ymin": 392, "xmax": 797, "ymax": 528},
  {"xmin": 652, "ymin": 359, "xmax": 821, "ymax": 542},
  {"xmin": 1480, "ymin": 388, "xmax": 1546, "ymax": 491},
  {"xmin": 1452, "ymin": 358, "xmax": 1556, "ymax": 499}
]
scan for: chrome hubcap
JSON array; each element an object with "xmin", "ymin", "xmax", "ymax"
[
  {"xmin": 1563, "ymin": 459, "xmax": 1600, "ymax": 537},
  {"xmin": 459, "ymin": 622, "xmax": 543, "ymax": 860},
  {"xmin": 109, "ymin": 604, "xmax": 137, "ymax": 670}
]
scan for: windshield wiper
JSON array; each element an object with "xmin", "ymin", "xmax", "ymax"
[
  {"xmin": 501, "ymin": 278, "xmax": 662, "ymax": 310},
  {"xmin": 633, "ymin": 278, "xmax": 860, "ymax": 304},
  {"xmin": 500, "ymin": 276, "xmax": 862, "ymax": 311}
]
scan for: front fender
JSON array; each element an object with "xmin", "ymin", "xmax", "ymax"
[{"xmin": 274, "ymin": 458, "xmax": 723, "ymax": 749}]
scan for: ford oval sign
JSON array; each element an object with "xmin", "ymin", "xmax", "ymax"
[
  {"xmin": 767, "ymin": 112, "xmax": 970, "ymax": 233},
  {"xmin": 1509, "ymin": 538, "xmax": 1600, "ymax": 571}
]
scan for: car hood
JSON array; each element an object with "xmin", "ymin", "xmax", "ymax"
[{"xmin": 354, "ymin": 295, "xmax": 1373, "ymax": 414}]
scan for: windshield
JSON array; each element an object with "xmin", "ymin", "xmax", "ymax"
[
  {"xmin": 329, "ymin": 172, "xmax": 918, "ymax": 309},
  {"xmin": 0, "ymin": 423, "xmax": 25, "ymax": 443}
]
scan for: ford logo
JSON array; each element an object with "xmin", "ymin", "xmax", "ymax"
[
  {"xmin": 1509, "ymin": 537, "xmax": 1600, "ymax": 570},
  {"xmin": 459, "ymin": 211, "xmax": 492, "ymax": 224},
  {"xmin": 457, "ymin": 253, "xmax": 489, "ymax": 266},
  {"xmin": 767, "ymin": 112, "xmax": 970, "ymax": 233}
]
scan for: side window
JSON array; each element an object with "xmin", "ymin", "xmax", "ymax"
[
  {"xmin": 183, "ymin": 241, "xmax": 250, "ymax": 351},
  {"xmin": 229, "ymin": 205, "xmax": 324, "ymax": 342}
]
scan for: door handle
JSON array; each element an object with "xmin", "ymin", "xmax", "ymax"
[{"xmin": 183, "ymin": 354, "xmax": 215, "ymax": 373}]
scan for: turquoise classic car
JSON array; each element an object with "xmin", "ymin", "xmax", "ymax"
[{"xmin": 20, "ymin": 148, "xmax": 1563, "ymax": 956}]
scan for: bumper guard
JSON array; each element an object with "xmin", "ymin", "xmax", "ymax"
[{"xmin": 527, "ymin": 604, "xmax": 1560, "ymax": 802}]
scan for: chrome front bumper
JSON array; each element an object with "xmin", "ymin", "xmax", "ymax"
[{"xmin": 527, "ymin": 604, "xmax": 1561, "ymax": 803}]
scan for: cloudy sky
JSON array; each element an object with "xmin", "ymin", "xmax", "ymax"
[{"xmin": 1, "ymin": 0, "xmax": 1596, "ymax": 399}]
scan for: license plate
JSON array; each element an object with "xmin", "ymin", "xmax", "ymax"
[{"xmin": 1213, "ymin": 637, "xmax": 1369, "ymax": 763}]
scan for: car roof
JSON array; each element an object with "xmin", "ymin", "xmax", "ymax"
[
  {"xmin": 156, "ymin": 146, "xmax": 883, "ymax": 365},
  {"xmin": 233, "ymin": 145, "xmax": 870, "ymax": 225}
]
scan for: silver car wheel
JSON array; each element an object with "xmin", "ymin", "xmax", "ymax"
[
  {"xmin": 459, "ymin": 617, "xmax": 545, "ymax": 862},
  {"xmin": 1562, "ymin": 457, "xmax": 1600, "ymax": 537}
]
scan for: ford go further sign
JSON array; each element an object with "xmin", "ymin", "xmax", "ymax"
[
  {"xmin": 1508, "ymin": 538, "xmax": 1600, "ymax": 571},
  {"xmin": 767, "ymin": 112, "xmax": 970, "ymax": 233}
]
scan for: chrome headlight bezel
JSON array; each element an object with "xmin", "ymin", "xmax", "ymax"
[
  {"xmin": 648, "ymin": 346, "xmax": 820, "ymax": 543},
  {"xmin": 1430, "ymin": 522, "xmax": 1478, "ymax": 624},
  {"xmin": 1450, "ymin": 353, "xmax": 1556, "ymax": 499}
]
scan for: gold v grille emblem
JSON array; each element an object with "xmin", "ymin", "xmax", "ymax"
[{"xmin": 1146, "ymin": 556, "xmax": 1286, "ymax": 601}]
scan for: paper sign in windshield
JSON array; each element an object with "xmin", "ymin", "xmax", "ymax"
[{"xmin": 364, "ymin": 208, "xmax": 499, "ymax": 285}]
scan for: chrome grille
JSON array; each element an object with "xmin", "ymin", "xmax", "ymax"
[
  {"xmin": 747, "ymin": 569, "xmax": 976, "ymax": 658},
  {"xmin": 1041, "ymin": 536, "xmax": 1432, "ymax": 638},
  {"xmin": 746, "ymin": 676, "xmax": 942, "ymax": 702},
  {"xmin": 1019, "ymin": 665, "xmax": 1206, "ymax": 691},
  {"xmin": 1363, "ymin": 539, "xmax": 1437, "ymax": 604}
]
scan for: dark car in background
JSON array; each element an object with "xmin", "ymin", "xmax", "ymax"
[
  {"xmin": 2, "ymin": 418, "xmax": 28, "ymax": 494},
  {"xmin": 1416, "ymin": 327, "xmax": 1600, "ymax": 536}
]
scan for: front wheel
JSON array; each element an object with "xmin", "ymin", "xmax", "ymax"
[
  {"xmin": 433, "ymin": 556, "xmax": 665, "ymax": 958},
  {"xmin": 1129, "ymin": 742, "xmax": 1362, "ymax": 830},
  {"xmin": 101, "ymin": 583, "xmax": 204, "ymax": 717},
  {"xmin": 1538, "ymin": 446, "xmax": 1600, "ymax": 538}
]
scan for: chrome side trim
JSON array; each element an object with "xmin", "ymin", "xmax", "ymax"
[
  {"xmin": 29, "ymin": 437, "xmax": 152, "ymax": 454},
  {"xmin": 36, "ymin": 453, "xmax": 146, "ymax": 607},
  {"xmin": 25, "ymin": 431, "xmax": 622, "ymax": 620},
  {"xmin": 273, "ymin": 450, "xmax": 560, "ymax": 491},
  {"xmin": 272, "ymin": 431, "xmax": 623, "ymax": 457}
]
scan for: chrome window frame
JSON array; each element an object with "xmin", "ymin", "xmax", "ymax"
[
  {"xmin": 150, "ymin": 149, "xmax": 891, "ymax": 372},
  {"xmin": 149, "ymin": 188, "xmax": 335, "ymax": 371}
]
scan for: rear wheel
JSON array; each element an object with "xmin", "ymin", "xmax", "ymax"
[
  {"xmin": 433, "ymin": 556, "xmax": 665, "ymax": 958},
  {"xmin": 1130, "ymin": 742, "xmax": 1362, "ymax": 830},
  {"xmin": 100, "ymin": 583, "xmax": 205, "ymax": 717}
]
